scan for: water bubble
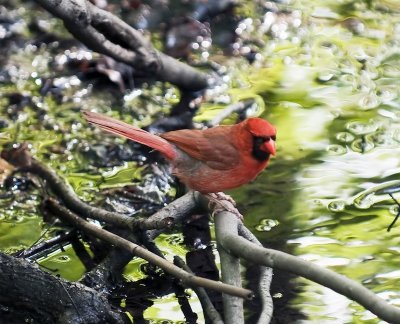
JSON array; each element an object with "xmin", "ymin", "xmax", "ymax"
[
  {"xmin": 377, "ymin": 86, "xmax": 397, "ymax": 103},
  {"xmin": 166, "ymin": 234, "xmax": 183, "ymax": 245},
  {"xmin": 317, "ymin": 71, "xmax": 334, "ymax": 82},
  {"xmin": 359, "ymin": 93, "xmax": 380, "ymax": 110},
  {"xmin": 201, "ymin": 40, "xmax": 211, "ymax": 48},
  {"xmin": 365, "ymin": 132, "xmax": 388, "ymax": 146},
  {"xmin": 201, "ymin": 51, "xmax": 209, "ymax": 59},
  {"xmin": 346, "ymin": 121, "xmax": 378, "ymax": 135},
  {"xmin": 389, "ymin": 204, "xmax": 399, "ymax": 215},
  {"xmin": 351, "ymin": 138, "xmax": 374, "ymax": 153},
  {"xmin": 339, "ymin": 74, "xmax": 357, "ymax": 87},
  {"xmin": 328, "ymin": 200, "xmax": 346, "ymax": 212},
  {"xmin": 336, "ymin": 132, "xmax": 355, "ymax": 143},
  {"xmin": 55, "ymin": 255, "xmax": 71, "ymax": 263},
  {"xmin": 393, "ymin": 129, "xmax": 400, "ymax": 142},
  {"xmin": 327, "ymin": 144, "xmax": 347, "ymax": 155},
  {"xmin": 256, "ymin": 219, "xmax": 279, "ymax": 232},
  {"xmin": 353, "ymin": 193, "xmax": 374, "ymax": 209},
  {"xmin": 313, "ymin": 199, "xmax": 323, "ymax": 206}
]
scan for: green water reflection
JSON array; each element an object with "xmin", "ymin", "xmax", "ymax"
[{"xmin": 1, "ymin": 0, "xmax": 400, "ymax": 322}]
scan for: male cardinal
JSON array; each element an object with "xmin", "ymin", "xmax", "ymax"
[{"xmin": 83, "ymin": 111, "xmax": 276, "ymax": 194}]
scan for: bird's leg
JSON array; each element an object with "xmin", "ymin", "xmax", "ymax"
[
  {"xmin": 208, "ymin": 192, "xmax": 236, "ymax": 206},
  {"xmin": 205, "ymin": 192, "xmax": 243, "ymax": 221}
]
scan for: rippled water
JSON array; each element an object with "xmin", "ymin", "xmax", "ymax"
[
  {"xmin": 235, "ymin": 2, "xmax": 400, "ymax": 319},
  {"xmin": 1, "ymin": 0, "xmax": 400, "ymax": 322}
]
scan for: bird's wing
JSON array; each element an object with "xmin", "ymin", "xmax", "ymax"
[{"xmin": 161, "ymin": 126, "xmax": 241, "ymax": 170}]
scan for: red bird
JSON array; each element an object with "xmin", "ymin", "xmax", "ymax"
[{"xmin": 83, "ymin": 111, "xmax": 276, "ymax": 194}]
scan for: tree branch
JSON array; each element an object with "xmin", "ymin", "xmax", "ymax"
[
  {"xmin": 207, "ymin": 99, "xmax": 256, "ymax": 127},
  {"xmin": 215, "ymin": 212, "xmax": 244, "ymax": 323},
  {"xmin": 238, "ymin": 223, "xmax": 273, "ymax": 324},
  {"xmin": 0, "ymin": 252, "xmax": 125, "ymax": 323},
  {"xmin": 1, "ymin": 144, "xmax": 176, "ymax": 230},
  {"xmin": 26, "ymin": 159, "xmax": 173, "ymax": 229},
  {"xmin": 34, "ymin": 0, "xmax": 210, "ymax": 91},
  {"xmin": 174, "ymin": 256, "xmax": 224, "ymax": 324},
  {"xmin": 45, "ymin": 197, "xmax": 254, "ymax": 299}
]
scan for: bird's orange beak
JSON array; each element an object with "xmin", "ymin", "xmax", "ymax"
[{"xmin": 264, "ymin": 139, "xmax": 276, "ymax": 156}]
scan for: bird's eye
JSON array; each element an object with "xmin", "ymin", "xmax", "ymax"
[
  {"xmin": 254, "ymin": 135, "xmax": 276, "ymax": 145},
  {"xmin": 264, "ymin": 136, "xmax": 276, "ymax": 142},
  {"xmin": 254, "ymin": 137, "xmax": 265, "ymax": 145}
]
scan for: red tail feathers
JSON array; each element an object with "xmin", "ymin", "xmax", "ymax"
[{"xmin": 82, "ymin": 110, "xmax": 177, "ymax": 160}]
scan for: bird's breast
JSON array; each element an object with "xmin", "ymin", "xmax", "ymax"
[{"xmin": 171, "ymin": 149, "xmax": 269, "ymax": 193}]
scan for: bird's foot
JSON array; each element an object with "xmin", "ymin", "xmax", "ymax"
[{"xmin": 205, "ymin": 192, "xmax": 243, "ymax": 221}]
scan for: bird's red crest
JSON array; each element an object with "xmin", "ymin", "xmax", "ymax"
[{"xmin": 245, "ymin": 118, "xmax": 276, "ymax": 137}]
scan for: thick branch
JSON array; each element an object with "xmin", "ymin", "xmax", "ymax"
[
  {"xmin": 34, "ymin": 0, "xmax": 210, "ymax": 91},
  {"xmin": 0, "ymin": 252, "xmax": 125, "ymax": 323},
  {"xmin": 146, "ymin": 191, "xmax": 201, "ymax": 240},
  {"xmin": 215, "ymin": 212, "xmax": 244, "ymax": 324}
]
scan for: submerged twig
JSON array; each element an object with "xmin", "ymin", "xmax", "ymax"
[{"xmin": 387, "ymin": 193, "xmax": 400, "ymax": 232}]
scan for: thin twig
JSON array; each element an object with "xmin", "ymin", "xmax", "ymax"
[
  {"xmin": 3, "ymin": 151, "xmax": 175, "ymax": 230},
  {"xmin": 45, "ymin": 197, "xmax": 254, "ymax": 299},
  {"xmin": 387, "ymin": 193, "xmax": 400, "ymax": 232},
  {"xmin": 15, "ymin": 231, "xmax": 76, "ymax": 259},
  {"xmin": 174, "ymin": 256, "xmax": 224, "ymax": 324},
  {"xmin": 238, "ymin": 223, "xmax": 273, "ymax": 324},
  {"xmin": 58, "ymin": 279, "xmax": 82, "ymax": 320},
  {"xmin": 208, "ymin": 99, "xmax": 256, "ymax": 127}
]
